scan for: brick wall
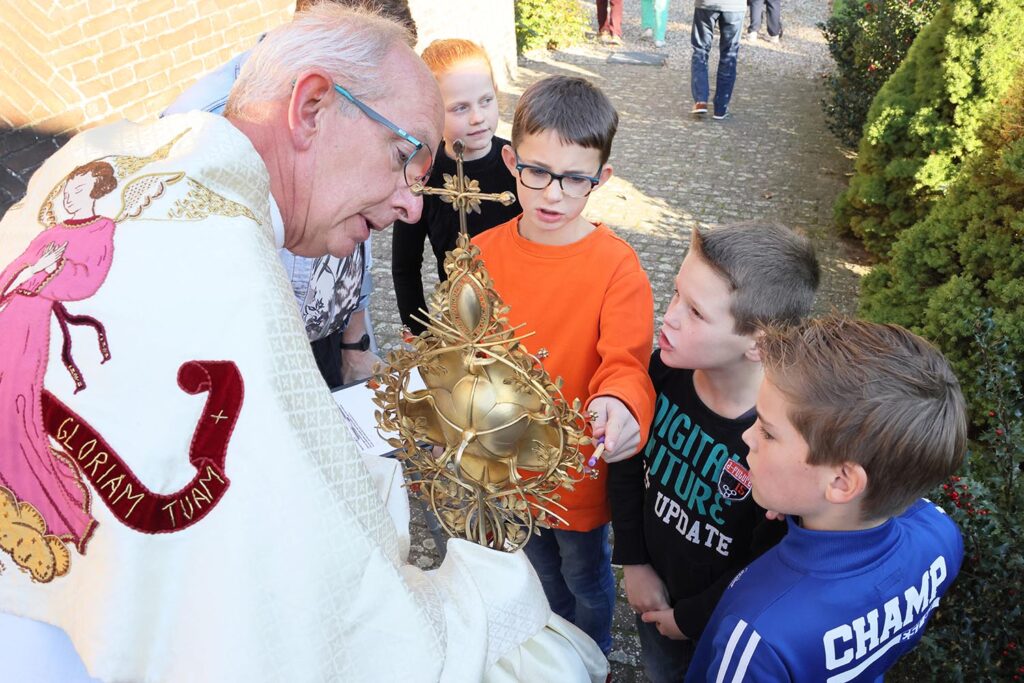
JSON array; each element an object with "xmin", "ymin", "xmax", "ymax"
[
  {"xmin": 0, "ymin": 0, "xmax": 293, "ymax": 212},
  {"xmin": 0, "ymin": 0, "xmax": 517, "ymax": 215}
]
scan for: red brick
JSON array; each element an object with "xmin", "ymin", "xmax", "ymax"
[
  {"xmin": 56, "ymin": 24, "xmax": 86, "ymax": 48},
  {"xmin": 143, "ymin": 15, "xmax": 171, "ymax": 38},
  {"xmin": 97, "ymin": 45, "xmax": 140, "ymax": 72},
  {"xmin": 157, "ymin": 25, "xmax": 197, "ymax": 52},
  {"xmin": 81, "ymin": 11, "xmax": 123, "ymax": 38},
  {"xmin": 130, "ymin": 0, "xmax": 176, "ymax": 23},
  {"xmin": 133, "ymin": 57, "xmax": 167, "ymax": 80},
  {"xmin": 35, "ymin": 109, "xmax": 87, "ymax": 136},
  {"xmin": 71, "ymin": 59, "xmax": 101, "ymax": 82},
  {"xmin": 170, "ymin": 44, "xmax": 193, "ymax": 64},
  {"xmin": 144, "ymin": 71, "xmax": 171, "ymax": 95}
]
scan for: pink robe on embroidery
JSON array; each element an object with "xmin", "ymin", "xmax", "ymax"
[{"xmin": 0, "ymin": 216, "xmax": 116, "ymax": 548}]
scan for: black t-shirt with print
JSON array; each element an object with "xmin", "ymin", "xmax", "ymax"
[{"xmin": 608, "ymin": 350, "xmax": 786, "ymax": 639}]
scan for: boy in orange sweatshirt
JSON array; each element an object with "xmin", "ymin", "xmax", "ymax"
[{"xmin": 472, "ymin": 75, "xmax": 655, "ymax": 654}]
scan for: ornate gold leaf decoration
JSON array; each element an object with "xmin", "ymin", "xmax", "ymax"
[
  {"xmin": 372, "ymin": 233, "xmax": 595, "ymax": 552},
  {"xmin": 167, "ymin": 178, "xmax": 258, "ymax": 223},
  {"xmin": 111, "ymin": 128, "xmax": 190, "ymax": 179}
]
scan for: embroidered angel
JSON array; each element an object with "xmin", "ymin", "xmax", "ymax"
[{"xmin": 0, "ymin": 157, "xmax": 183, "ymax": 579}]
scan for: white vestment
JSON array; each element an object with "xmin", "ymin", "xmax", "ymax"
[{"xmin": 0, "ymin": 113, "xmax": 607, "ymax": 682}]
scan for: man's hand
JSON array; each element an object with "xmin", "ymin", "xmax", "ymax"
[
  {"xmin": 587, "ymin": 395, "xmax": 641, "ymax": 462},
  {"xmin": 641, "ymin": 608, "xmax": 687, "ymax": 640},
  {"xmin": 341, "ymin": 349, "xmax": 380, "ymax": 385},
  {"xmin": 623, "ymin": 564, "xmax": 670, "ymax": 614}
]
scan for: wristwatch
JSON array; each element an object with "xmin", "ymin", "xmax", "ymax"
[{"xmin": 339, "ymin": 333, "xmax": 371, "ymax": 352}]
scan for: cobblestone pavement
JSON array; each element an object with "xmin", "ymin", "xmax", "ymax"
[{"xmin": 383, "ymin": 0, "xmax": 869, "ymax": 679}]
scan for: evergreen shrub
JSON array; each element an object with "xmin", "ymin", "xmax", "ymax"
[
  {"xmin": 821, "ymin": 0, "xmax": 939, "ymax": 149},
  {"xmin": 514, "ymin": 0, "xmax": 587, "ymax": 54},
  {"xmin": 834, "ymin": 0, "xmax": 1024, "ymax": 255},
  {"xmin": 859, "ymin": 73, "xmax": 1024, "ymax": 418},
  {"xmin": 889, "ymin": 317, "xmax": 1023, "ymax": 682}
]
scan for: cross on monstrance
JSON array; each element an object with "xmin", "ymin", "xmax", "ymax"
[
  {"xmin": 373, "ymin": 138, "xmax": 592, "ymax": 552},
  {"xmin": 411, "ymin": 138, "xmax": 516, "ymax": 236}
]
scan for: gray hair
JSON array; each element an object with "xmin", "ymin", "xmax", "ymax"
[{"xmin": 226, "ymin": 3, "xmax": 413, "ymax": 117}]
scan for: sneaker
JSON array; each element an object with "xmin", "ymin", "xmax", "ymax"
[
  {"xmin": 768, "ymin": 34, "xmax": 780, "ymax": 44},
  {"xmin": 745, "ymin": 30, "xmax": 758, "ymax": 42},
  {"xmin": 713, "ymin": 109, "xmax": 731, "ymax": 120},
  {"xmin": 641, "ymin": 27, "xmax": 654, "ymax": 40},
  {"xmin": 691, "ymin": 102, "xmax": 708, "ymax": 115},
  {"xmin": 654, "ymin": 40, "xmax": 666, "ymax": 48}
]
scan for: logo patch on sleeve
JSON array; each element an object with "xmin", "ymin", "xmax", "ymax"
[{"xmin": 718, "ymin": 459, "xmax": 752, "ymax": 501}]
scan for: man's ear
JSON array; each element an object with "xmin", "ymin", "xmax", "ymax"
[
  {"xmin": 288, "ymin": 70, "xmax": 335, "ymax": 151},
  {"xmin": 824, "ymin": 461, "xmax": 869, "ymax": 506},
  {"xmin": 743, "ymin": 329, "xmax": 764, "ymax": 363},
  {"xmin": 501, "ymin": 144, "xmax": 517, "ymax": 175}
]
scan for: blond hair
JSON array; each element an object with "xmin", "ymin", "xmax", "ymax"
[{"xmin": 760, "ymin": 317, "xmax": 967, "ymax": 520}]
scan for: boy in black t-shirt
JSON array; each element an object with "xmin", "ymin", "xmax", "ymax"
[{"xmin": 608, "ymin": 222, "xmax": 819, "ymax": 682}]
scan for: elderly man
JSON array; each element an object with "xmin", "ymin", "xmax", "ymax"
[
  {"xmin": 166, "ymin": 0, "xmax": 420, "ymax": 389},
  {"xmin": 0, "ymin": 5, "xmax": 606, "ymax": 682}
]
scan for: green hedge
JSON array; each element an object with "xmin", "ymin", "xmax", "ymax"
[
  {"xmin": 865, "ymin": 73, "xmax": 1024, "ymax": 680},
  {"xmin": 514, "ymin": 0, "xmax": 587, "ymax": 54},
  {"xmin": 834, "ymin": 0, "xmax": 1024, "ymax": 255},
  {"xmin": 821, "ymin": 0, "xmax": 939, "ymax": 149},
  {"xmin": 859, "ymin": 72, "xmax": 1024, "ymax": 419}
]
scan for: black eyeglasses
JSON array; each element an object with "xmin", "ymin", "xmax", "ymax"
[
  {"xmin": 333, "ymin": 82, "xmax": 433, "ymax": 187},
  {"xmin": 514, "ymin": 154, "xmax": 602, "ymax": 198}
]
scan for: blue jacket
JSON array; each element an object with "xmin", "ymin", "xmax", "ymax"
[{"xmin": 686, "ymin": 499, "xmax": 962, "ymax": 682}]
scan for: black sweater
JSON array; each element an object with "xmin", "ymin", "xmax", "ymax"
[
  {"xmin": 608, "ymin": 352, "xmax": 786, "ymax": 640},
  {"xmin": 391, "ymin": 137, "xmax": 521, "ymax": 334}
]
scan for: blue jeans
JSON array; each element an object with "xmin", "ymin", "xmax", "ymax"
[
  {"xmin": 636, "ymin": 614, "xmax": 696, "ymax": 682},
  {"xmin": 690, "ymin": 8, "xmax": 744, "ymax": 117},
  {"xmin": 523, "ymin": 524, "xmax": 616, "ymax": 654}
]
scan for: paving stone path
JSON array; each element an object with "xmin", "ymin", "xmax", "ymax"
[{"xmin": 377, "ymin": 0, "xmax": 869, "ymax": 678}]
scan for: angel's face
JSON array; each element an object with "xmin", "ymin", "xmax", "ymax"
[{"xmin": 63, "ymin": 173, "xmax": 96, "ymax": 217}]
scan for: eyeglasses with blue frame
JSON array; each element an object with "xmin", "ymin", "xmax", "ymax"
[
  {"xmin": 332, "ymin": 82, "xmax": 433, "ymax": 187},
  {"xmin": 513, "ymin": 154, "xmax": 603, "ymax": 198}
]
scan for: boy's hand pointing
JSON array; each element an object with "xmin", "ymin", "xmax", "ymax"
[{"xmin": 587, "ymin": 395, "xmax": 641, "ymax": 462}]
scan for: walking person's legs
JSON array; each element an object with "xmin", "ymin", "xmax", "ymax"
[
  {"xmin": 653, "ymin": 0, "xmax": 670, "ymax": 43},
  {"xmin": 747, "ymin": 0, "xmax": 764, "ymax": 37},
  {"xmin": 690, "ymin": 7, "xmax": 715, "ymax": 113},
  {"xmin": 713, "ymin": 11, "xmax": 744, "ymax": 118},
  {"xmin": 765, "ymin": 0, "xmax": 782, "ymax": 38}
]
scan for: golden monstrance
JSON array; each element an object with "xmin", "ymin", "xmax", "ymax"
[{"xmin": 371, "ymin": 140, "xmax": 595, "ymax": 551}]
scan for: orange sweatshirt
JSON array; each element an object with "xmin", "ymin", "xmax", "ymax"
[{"xmin": 472, "ymin": 216, "xmax": 655, "ymax": 531}]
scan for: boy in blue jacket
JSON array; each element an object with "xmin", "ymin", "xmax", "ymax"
[{"xmin": 686, "ymin": 317, "xmax": 967, "ymax": 682}]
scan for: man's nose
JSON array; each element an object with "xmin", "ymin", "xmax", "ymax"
[{"xmin": 393, "ymin": 184, "xmax": 423, "ymax": 224}]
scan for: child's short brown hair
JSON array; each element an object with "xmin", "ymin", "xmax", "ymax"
[
  {"xmin": 511, "ymin": 75, "xmax": 618, "ymax": 164},
  {"xmin": 690, "ymin": 221, "xmax": 820, "ymax": 335},
  {"xmin": 760, "ymin": 317, "xmax": 967, "ymax": 520}
]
